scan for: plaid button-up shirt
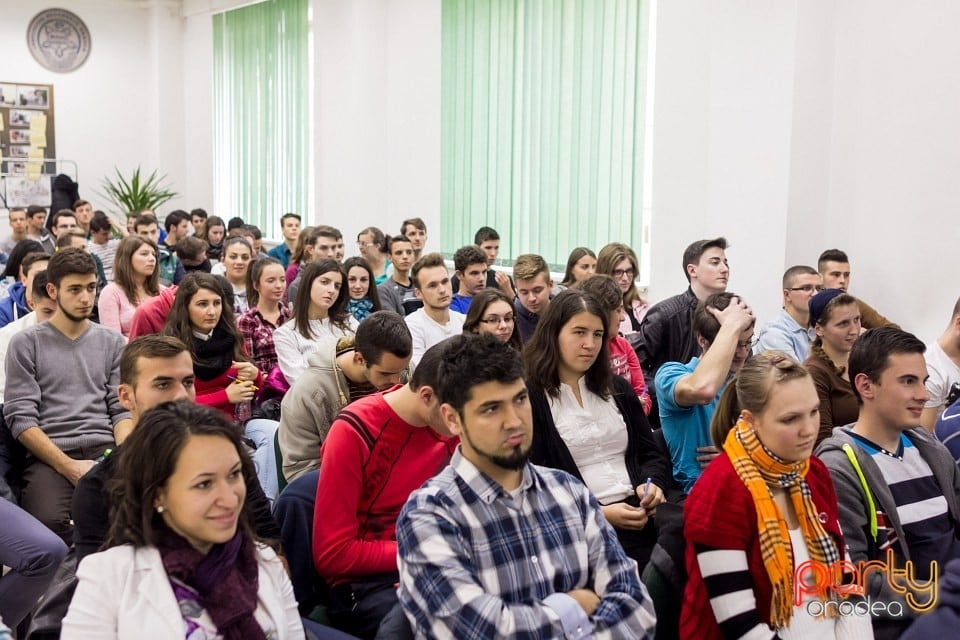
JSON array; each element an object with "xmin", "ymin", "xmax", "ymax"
[{"xmin": 237, "ymin": 304, "xmax": 290, "ymax": 375}]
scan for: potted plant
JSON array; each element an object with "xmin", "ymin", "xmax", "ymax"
[{"xmin": 98, "ymin": 166, "xmax": 178, "ymax": 216}]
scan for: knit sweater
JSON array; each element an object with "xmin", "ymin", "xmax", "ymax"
[
  {"xmin": 4, "ymin": 322, "xmax": 129, "ymax": 453},
  {"xmin": 312, "ymin": 391, "xmax": 458, "ymax": 585}
]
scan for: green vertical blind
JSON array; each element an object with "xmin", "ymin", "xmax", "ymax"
[
  {"xmin": 213, "ymin": 0, "xmax": 310, "ymax": 239},
  {"xmin": 441, "ymin": 0, "xmax": 651, "ymax": 271}
]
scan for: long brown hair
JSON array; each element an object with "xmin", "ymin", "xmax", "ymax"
[
  {"xmin": 523, "ymin": 289, "xmax": 612, "ymax": 399},
  {"xmin": 114, "ymin": 235, "xmax": 160, "ymax": 305},
  {"xmin": 162, "ymin": 272, "xmax": 248, "ymax": 362},
  {"xmin": 596, "ymin": 242, "xmax": 646, "ymax": 308},
  {"xmin": 246, "ymin": 256, "xmax": 285, "ymax": 308},
  {"xmin": 462, "ymin": 288, "xmax": 522, "ymax": 351},
  {"xmin": 106, "ymin": 401, "xmax": 260, "ymax": 548},
  {"xmin": 292, "ymin": 260, "xmax": 351, "ymax": 339}
]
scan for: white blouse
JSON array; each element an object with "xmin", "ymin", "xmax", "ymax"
[
  {"xmin": 547, "ymin": 377, "xmax": 634, "ymax": 504},
  {"xmin": 274, "ymin": 315, "xmax": 359, "ymax": 384}
]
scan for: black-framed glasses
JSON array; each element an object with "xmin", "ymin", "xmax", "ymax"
[
  {"xmin": 786, "ymin": 285, "xmax": 824, "ymax": 293},
  {"xmin": 612, "ymin": 268, "xmax": 636, "ymax": 279},
  {"xmin": 736, "ymin": 336, "xmax": 760, "ymax": 350},
  {"xmin": 481, "ymin": 315, "xmax": 515, "ymax": 326}
]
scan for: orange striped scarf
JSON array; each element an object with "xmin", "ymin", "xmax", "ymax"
[{"xmin": 723, "ymin": 418, "xmax": 841, "ymax": 627}]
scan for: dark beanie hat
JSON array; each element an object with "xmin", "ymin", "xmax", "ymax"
[{"xmin": 808, "ymin": 288, "xmax": 846, "ymax": 327}]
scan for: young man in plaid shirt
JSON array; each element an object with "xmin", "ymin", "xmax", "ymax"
[{"xmin": 397, "ymin": 334, "xmax": 657, "ymax": 639}]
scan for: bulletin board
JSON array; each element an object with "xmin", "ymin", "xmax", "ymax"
[{"xmin": 0, "ymin": 82, "xmax": 56, "ymax": 182}]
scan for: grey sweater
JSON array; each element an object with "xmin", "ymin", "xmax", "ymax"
[{"xmin": 4, "ymin": 322, "xmax": 129, "ymax": 454}]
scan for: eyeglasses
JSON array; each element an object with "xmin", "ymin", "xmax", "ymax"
[
  {"xmin": 786, "ymin": 285, "xmax": 824, "ymax": 293},
  {"xmin": 481, "ymin": 315, "xmax": 515, "ymax": 326},
  {"xmin": 357, "ymin": 241, "xmax": 373, "ymax": 249},
  {"xmin": 612, "ymin": 268, "xmax": 636, "ymax": 279},
  {"xmin": 736, "ymin": 336, "xmax": 759, "ymax": 350}
]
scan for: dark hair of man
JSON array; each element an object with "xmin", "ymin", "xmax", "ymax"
[
  {"xmin": 133, "ymin": 214, "xmax": 158, "ymax": 232},
  {"xmin": 437, "ymin": 334, "xmax": 524, "ymax": 415},
  {"xmin": 246, "ymin": 256, "xmax": 283, "ymax": 307},
  {"xmin": 46, "ymin": 247, "xmax": 96, "ymax": 288},
  {"xmin": 10, "ymin": 206, "xmax": 26, "ymax": 215},
  {"xmin": 72, "ymin": 199, "xmax": 90, "ymax": 211},
  {"xmin": 682, "ymin": 237, "xmax": 728, "ymax": 282},
  {"xmin": 453, "ymin": 245, "xmax": 486, "ymax": 274},
  {"xmin": 560, "ymin": 247, "xmax": 596, "ymax": 287},
  {"xmin": 355, "ymin": 310, "xmax": 412, "ymax": 365},
  {"xmin": 524, "ymin": 289, "xmax": 612, "ymax": 399},
  {"xmin": 292, "ymin": 260, "xmax": 351, "ymax": 339},
  {"xmin": 120, "ymin": 335, "xmax": 190, "ymax": 386},
  {"xmin": 163, "ymin": 210, "xmax": 190, "ymax": 233},
  {"xmin": 342, "ymin": 257, "xmax": 382, "ymax": 310},
  {"xmin": 202, "ymin": 216, "xmax": 226, "ymax": 243},
  {"xmin": 280, "ymin": 213, "xmax": 301, "ymax": 225},
  {"xmin": 387, "ymin": 235, "xmax": 413, "ymax": 255},
  {"xmin": 26, "ymin": 205, "xmax": 47, "ymax": 220},
  {"xmin": 693, "ymin": 291, "xmax": 742, "ymax": 344},
  {"xmin": 227, "ymin": 216, "xmax": 245, "ymax": 231},
  {"xmin": 56, "ymin": 231, "xmax": 87, "ymax": 250},
  {"xmin": 358, "ymin": 226, "xmax": 387, "ymax": 252},
  {"xmin": 817, "ymin": 249, "xmax": 849, "ymax": 273},
  {"xmin": 473, "ymin": 226, "xmax": 499, "ymax": 245},
  {"xmin": 411, "ymin": 252, "xmax": 447, "ymax": 290},
  {"xmin": 242, "ymin": 224, "xmax": 262, "ymax": 241},
  {"xmin": 401, "ymin": 217, "xmax": 427, "ymax": 234},
  {"xmin": 573, "ymin": 274, "xmax": 623, "ymax": 314},
  {"xmin": 782, "ymin": 265, "xmax": 819, "ymax": 289},
  {"xmin": 3, "ymin": 240, "xmax": 46, "ymax": 280},
  {"xmin": 462, "ymin": 288, "xmax": 522, "ymax": 351},
  {"xmin": 175, "ymin": 235, "xmax": 207, "ymax": 262},
  {"xmin": 314, "ymin": 224, "xmax": 342, "ymax": 241},
  {"xmin": 89, "ymin": 212, "xmax": 112, "ymax": 234},
  {"xmin": 848, "ymin": 327, "xmax": 926, "ymax": 404},
  {"xmin": 190, "ymin": 208, "xmax": 208, "ymax": 220},
  {"xmin": 114, "ymin": 236, "xmax": 161, "ymax": 304},
  {"xmin": 21, "ymin": 252, "xmax": 50, "ymax": 278},
  {"xmin": 51, "ymin": 209, "xmax": 77, "ymax": 229},
  {"xmin": 409, "ymin": 338, "xmax": 449, "ymax": 392},
  {"xmin": 31, "ymin": 271, "xmax": 51, "ymax": 302},
  {"xmin": 163, "ymin": 272, "xmax": 247, "ymax": 362},
  {"xmin": 106, "ymin": 401, "xmax": 259, "ymax": 548}
]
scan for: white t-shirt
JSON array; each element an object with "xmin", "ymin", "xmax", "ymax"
[
  {"xmin": 405, "ymin": 308, "xmax": 465, "ymax": 365},
  {"xmin": 925, "ymin": 341, "xmax": 960, "ymax": 409}
]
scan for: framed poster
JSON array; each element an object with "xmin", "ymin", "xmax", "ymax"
[{"xmin": 0, "ymin": 81, "xmax": 55, "ymax": 176}]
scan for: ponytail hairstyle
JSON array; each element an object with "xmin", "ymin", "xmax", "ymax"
[{"xmin": 710, "ymin": 351, "xmax": 811, "ymax": 447}]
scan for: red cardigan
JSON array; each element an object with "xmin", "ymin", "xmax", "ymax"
[{"xmin": 681, "ymin": 454, "xmax": 844, "ymax": 640}]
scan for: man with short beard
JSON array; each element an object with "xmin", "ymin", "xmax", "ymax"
[
  {"xmin": 4, "ymin": 248, "xmax": 131, "ymax": 543},
  {"xmin": 397, "ymin": 335, "xmax": 657, "ymax": 639}
]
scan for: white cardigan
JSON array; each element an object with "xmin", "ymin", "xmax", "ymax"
[{"xmin": 62, "ymin": 543, "xmax": 305, "ymax": 640}]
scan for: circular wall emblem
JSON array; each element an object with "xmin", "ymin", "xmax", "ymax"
[{"xmin": 26, "ymin": 8, "xmax": 91, "ymax": 73}]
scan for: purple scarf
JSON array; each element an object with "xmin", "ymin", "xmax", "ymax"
[{"xmin": 156, "ymin": 526, "xmax": 266, "ymax": 640}]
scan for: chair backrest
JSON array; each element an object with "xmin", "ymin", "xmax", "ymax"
[{"xmin": 273, "ymin": 469, "xmax": 325, "ymax": 615}]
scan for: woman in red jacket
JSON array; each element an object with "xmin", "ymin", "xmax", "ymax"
[
  {"xmin": 163, "ymin": 272, "xmax": 262, "ymax": 422},
  {"xmin": 682, "ymin": 351, "xmax": 871, "ymax": 639}
]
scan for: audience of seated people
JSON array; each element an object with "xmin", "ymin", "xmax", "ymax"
[{"xmin": 3, "ymin": 206, "xmax": 957, "ymax": 640}]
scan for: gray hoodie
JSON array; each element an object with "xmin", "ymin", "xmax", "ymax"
[{"xmin": 816, "ymin": 426, "xmax": 960, "ymax": 636}]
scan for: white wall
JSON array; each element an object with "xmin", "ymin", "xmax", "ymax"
[{"xmin": 0, "ymin": 0, "xmax": 198, "ymax": 217}]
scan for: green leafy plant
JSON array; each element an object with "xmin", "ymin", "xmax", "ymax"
[{"xmin": 98, "ymin": 166, "xmax": 178, "ymax": 215}]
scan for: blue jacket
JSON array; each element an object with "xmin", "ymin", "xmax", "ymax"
[{"xmin": 0, "ymin": 282, "xmax": 30, "ymax": 327}]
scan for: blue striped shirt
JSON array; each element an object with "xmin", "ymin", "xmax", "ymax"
[{"xmin": 397, "ymin": 448, "xmax": 657, "ymax": 639}]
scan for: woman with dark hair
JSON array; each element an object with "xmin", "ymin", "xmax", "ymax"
[
  {"xmin": 212, "ymin": 236, "xmax": 253, "ymax": 314},
  {"xmin": 98, "ymin": 235, "xmax": 161, "ymax": 340},
  {"xmin": 525, "ymin": 289, "xmax": 670, "ymax": 570},
  {"xmin": 803, "ymin": 288, "xmax": 862, "ymax": 444},
  {"xmin": 273, "ymin": 259, "xmax": 357, "ymax": 384},
  {"xmin": 558, "ymin": 246, "xmax": 597, "ymax": 289},
  {"xmin": 596, "ymin": 242, "xmax": 649, "ymax": 335},
  {"xmin": 461, "ymin": 288, "xmax": 521, "ymax": 350},
  {"xmin": 62, "ymin": 401, "xmax": 304, "ymax": 639},
  {"xmin": 342, "ymin": 256, "xmax": 382, "ymax": 323},
  {"xmin": 200, "ymin": 216, "xmax": 226, "ymax": 262},
  {"xmin": 357, "ymin": 226, "xmax": 391, "ymax": 284},
  {"xmin": 238, "ymin": 257, "xmax": 289, "ymax": 376},
  {"xmin": 162, "ymin": 273, "xmax": 261, "ymax": 420},
  {"xmin": 682, "ymin": 352, "xmax": 868, "ymax": 639}
]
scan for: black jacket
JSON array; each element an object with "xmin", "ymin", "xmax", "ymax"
[{"xmin": 628, "ymin": 287, "xmax": 700, "ymax": 401}]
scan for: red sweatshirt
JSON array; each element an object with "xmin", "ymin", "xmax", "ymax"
[
  {"xmin": 312, "ymin": 389, "xmax": 458, "ymax": 585},
  {"xmin": 194, "ymin": 366, "xmax": 264, "ymax": 417}
]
